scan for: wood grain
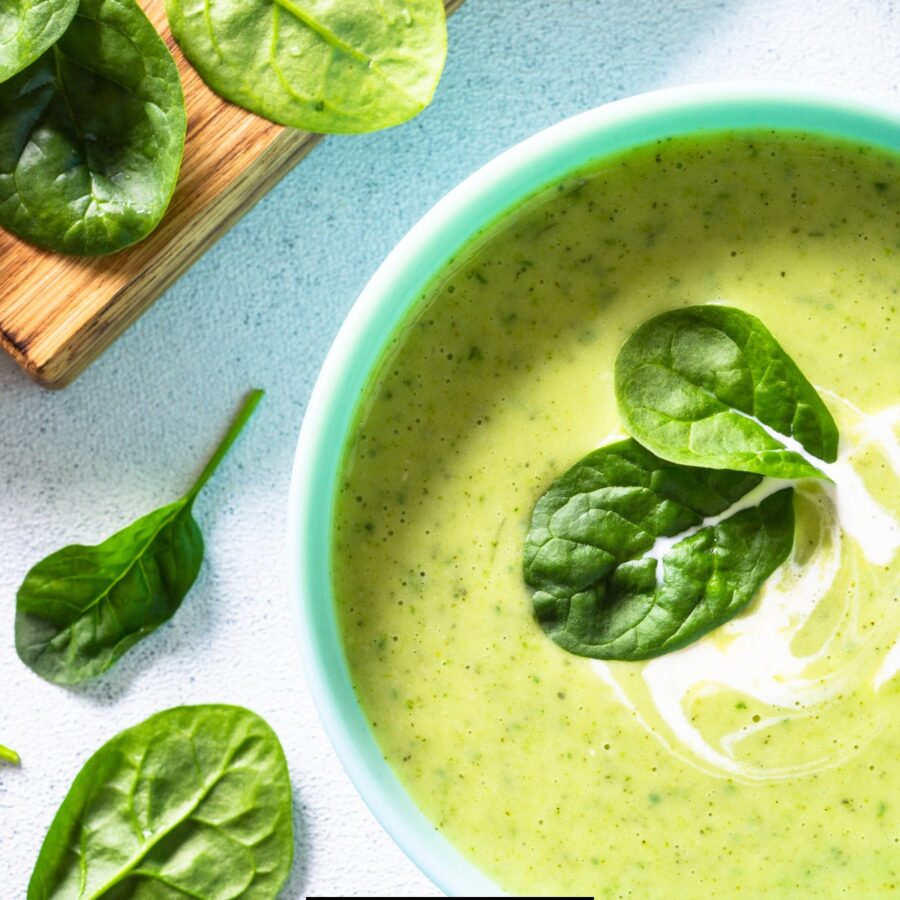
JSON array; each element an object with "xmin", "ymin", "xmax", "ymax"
[{"xmin": 0, "ymin": 0, "xmax": 465, "ymax": 388}]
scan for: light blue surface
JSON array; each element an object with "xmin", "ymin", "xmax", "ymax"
[{"xmin": 2, "ymin": 1, "xmax": 900, "ymax": 896}]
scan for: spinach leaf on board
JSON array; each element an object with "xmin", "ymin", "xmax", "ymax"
[
  {"xmin": 15, "ymin": 390, "xmax": 263, "ymax": 686},
  {"xmin": 614, "ymin": 305, "xmax": 839, "ymax": 480},
  {"xmin": 0, "ymin": 0, "xmax": 77, "ymax": 84},
  {"xmin": 524, "ymin": 439, "xmax": 794, "ymax": 661},
  {"xmin": 27, "ymin": 705, "xmax": 294, "ymax": 900},
  {"xmin": 165, "ymin": 0, "xmax": 447, "ymax": 134},
  {"xmin": 0, "ymin": 0, "xmax": 186, "ymax": 255},
  {"xmin": 0, "ymin": 743, "xmax": 19, "ymax": 765}
]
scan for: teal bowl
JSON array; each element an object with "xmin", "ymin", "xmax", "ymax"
[{"xmin": 288, "ymin": 84, "xmax": 900, "ymax": 895}]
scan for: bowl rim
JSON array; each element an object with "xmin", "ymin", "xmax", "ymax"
[{"xmin": 287, "ymin": 82, "xmax": 900, "ymax": 896}]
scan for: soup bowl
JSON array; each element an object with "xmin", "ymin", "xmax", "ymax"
[{"xmin": 288, "ymin": 83, "xmax": 900, "ymax": 895}]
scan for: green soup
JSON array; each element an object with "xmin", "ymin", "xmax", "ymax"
[{"xmin": 333, "ymin": 131, "xmax": 900, "ymax": 897}]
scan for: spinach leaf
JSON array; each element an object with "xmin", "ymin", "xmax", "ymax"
[
  {"xmin": 0, "ymin": 0, "xmax": 77, "ymax": 84},
  {"xmin": 165, "ymin": 0, "xmax": 447, "ymax": 134},
  {"xmin": 0, "ymin": 0, "xmax": 186, "ymax": 255},
  {"xmin": 27, "ymin": 705, "xmax": 294, "ymax": 899},
  {"xmin": 16, "ymin": 390, "xmax": 264, "ymax": 686},
  {"xmin": 614, "ymin": 305, "xmax": 839, "ymax": 480},
  {"xmin": 524, "ymin": 439, "xmax": 794, "ymax": 660},
  {"xmin": 0, "ymin": 743, "xmax": 20, "ymax": 765}
]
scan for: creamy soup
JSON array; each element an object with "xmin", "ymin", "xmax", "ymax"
[{"xmin": 332, "ymin": 131, "xmax": 899, "ymax": 897}]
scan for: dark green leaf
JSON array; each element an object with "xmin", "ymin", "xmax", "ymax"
[
  {"xmin": 0, "ymin": 0, "xmax": 186, "ymax": 255},
  {"xmin": 165, "ymin": 0, "xmax": 447, "ymax": 134},
  {"xmin": 27, "ymin": 705, "xmax": 294, "ymax": 899},
  {"xmin": 16, "ymin": 390, "xmax": 264, "ymax": 685},
  {"xmin": 0, "ymin": 0, "xmax": 77, "ymax": 83},
  {"xmin": 614, "ymin": 305, "xmax": 838, "ymax": 479},
  {"xmin": 524, "ymin": 439, "xmax": 794, "ymax": 660},
  {"xmin": 16, "ymin": 501, "xmax": 202, "ymax": 684}
]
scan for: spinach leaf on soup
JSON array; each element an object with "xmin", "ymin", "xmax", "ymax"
[
  {"xmin": 524, "ymin": 439, "xmax": 794, "ymax": 660},
  {"xmin": 0, "ymin": 0, "xmax": 185, "ymax": 255},
  {"xmin": 0, "ymin": 0, "xmax": 77, "ymax": 83},
  {"xmin": 165, "ymin": 0, "xmax": 447, "ymax": 134},
  {"xmin": 27, "ymin": 705, "xmax": 293, "ymax": 899},
  {"xmin": 615, "ymin": 305, "xmax": 838, "ymax": 479},
  {"xmin": 16, "ymin": 391, "xmax": 263, "ymax": 686}
]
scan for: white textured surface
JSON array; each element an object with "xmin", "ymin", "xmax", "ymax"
[{"xmin": 1, "ymin": 0, "xmax": 899, "ymax": 895}]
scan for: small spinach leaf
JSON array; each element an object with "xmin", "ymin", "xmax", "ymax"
[
  {"xmin": 614, "ymin": 305, "xmax": 838, "ymax": 479},
  {"xmin": 524, "ymin": 439, "xmax": 794, "ymax": 660},
  {"xmin": 0, "ymin": 743, "xmax": 19, "ymax": 765},
  {"xmin": 0, "ymin": 0, "xmax": 77, "ymax": 84},
  {"xmin": 165, "ymin": 0, "xmax": 447, "ymax": 133},
  {"xmin": 15, "ymin": 390, "xmax": 263, "ymax": 686},
  {"xmin": 0, "ymin": 0, "xmax": 186, "ymax": 255},
  {"xmin": 27, "ymin": 705, "xmax": 294, "ymax": 899}
]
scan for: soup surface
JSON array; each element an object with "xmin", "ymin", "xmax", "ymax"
[{"xmin": 332, "ymin": 131, "xmax": 900, "ymax": 897}]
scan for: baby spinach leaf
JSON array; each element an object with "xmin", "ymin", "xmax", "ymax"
[
  {"xmin": 27, "ymin": 705, "xmax": 294, "ymax": 899},
  {"xmin": 0, "ymin": 0, "xmax": 77, "ymax": 84},
  {"xmin": 0, "ymin": 743, "xmax": 20, "ymax": 765},
  {"xmin": 16, "ymin": 390, "xmax": 264, "ymax": 686},
  {"xmin": 524, "ymin": 439, "xmax": 794, "ymax": 660},
  {"xmin": 0, "ymin": 0, "xmax": 186, "ymax": 255},
  {"xmin": 165, "ymin": 0, "xmax": 447, "ymax": 134},
  {"xmin": 614, "ymin": 305, "xmax": 839, "ymax": 480}
]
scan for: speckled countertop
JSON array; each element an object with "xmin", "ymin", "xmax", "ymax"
[{"xmin": 1, "ymin": 0, "xmax": 898, "ymax": 895}]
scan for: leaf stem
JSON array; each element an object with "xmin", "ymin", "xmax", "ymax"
[
  {"xmin": 0, "ymin": 744, "xmax": 20, "ymax": 765},
  {"xmin": 187, "ymin": 389, "xmax": 265, "ymax": 501}
]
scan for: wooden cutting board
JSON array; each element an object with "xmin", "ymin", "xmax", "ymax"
[{"xmin": 0, "ymin": 0, "xmax": 464, "ymax": 388}]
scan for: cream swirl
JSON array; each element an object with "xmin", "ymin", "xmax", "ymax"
[{"xmin": 594, "ymin": 394, "xmax": 900, "ymax": 782}]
